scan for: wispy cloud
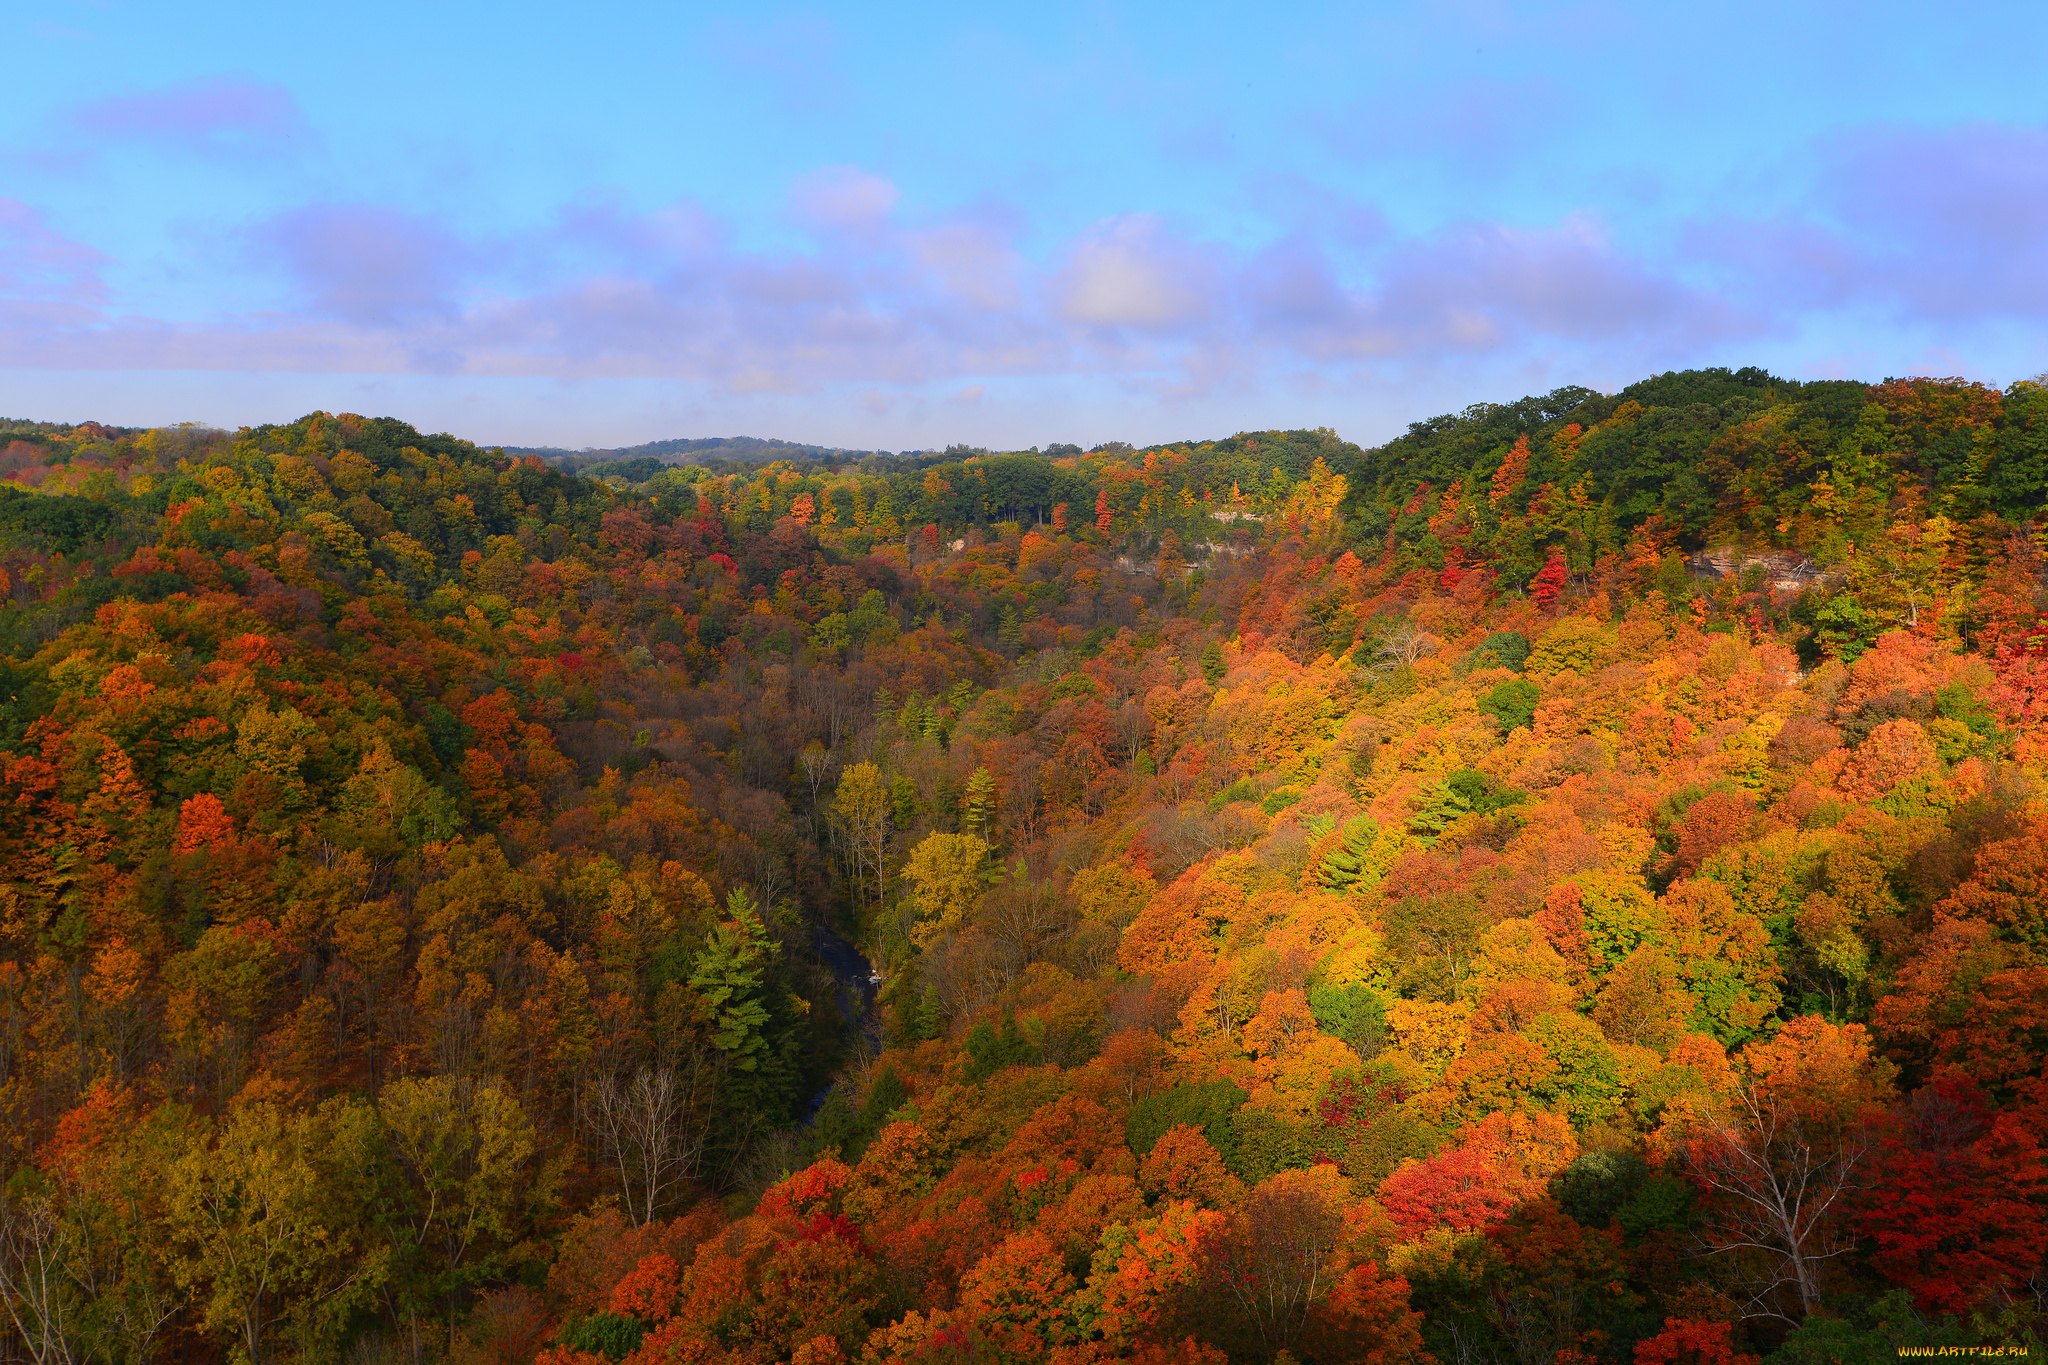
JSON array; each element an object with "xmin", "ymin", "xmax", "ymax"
[
  {"xmin": 1820, "ymin": 121, "xmax": 2048, "ymax": 321},
  {"xmin": 5, "ymin": 121, "xmax": 2046, "ymax": 399},
  {"xmin": 791, "ymin": 165, "xmax": 900, "ymax": 234},
  {"xmin": 1053, "ymin": 214, "xmax": 1221, "ymax": 332},
  {"xmin": 1316, "ymin": 72, "xmax": 1581, "ymax": 176},
  {"xmin": 0, "ymin": 198, "xmax": 108, "ymax": 328},
  {"xmin": 65, "ymin": 75, "xmax": 312, "ymax": 161},
  {"xmin": 1687, "ymin": 122, "xmax": 2048, "ymax": 328},
  {"xmin": 261, "ymin": 203, "xmax": 468, "ymax": 325}
]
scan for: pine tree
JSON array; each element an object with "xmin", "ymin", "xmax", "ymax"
[
  {"xmin": 962, "ymin": 767, "xmax": 997, "ymax": 849},
  {"xmin": 688, "ymin": 889, "xmax": 779, "ymax": 1070},
  {"xmin": 1316, "ymin": 817, "xmax": 1381, "ymax": 892}
]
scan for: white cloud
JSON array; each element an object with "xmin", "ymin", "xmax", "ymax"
[
  {"xmin": 1053, "ymin": 215, "xmax": 1214, "ymax": 330},
  {"xmin": 790, "ymin": 166, "xmax": 900, "ymax": 231}
]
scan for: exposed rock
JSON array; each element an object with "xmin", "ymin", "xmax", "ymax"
[{"xmin": 1687, "ymin": 545, "xmax": 1838, "ymax": 596}]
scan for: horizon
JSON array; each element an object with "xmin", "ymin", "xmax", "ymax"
[{"xmin": 15, "ymin": 361, "xmax": 2034, "ymax": 463}]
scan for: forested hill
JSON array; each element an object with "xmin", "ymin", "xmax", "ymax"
[
  {"xmin": 1, "ymin": 371, "xmax": 2046, "ymax": 1365},
  {"xmin": 1339, "ymin": 366, "xmax": 2048, "ymax": 582},
  {"xmin": 499, "ymin": 436, "xmax": 896, "ymax": 480}
]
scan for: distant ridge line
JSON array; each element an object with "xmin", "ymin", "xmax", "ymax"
[{"xmin": 497, "ymin": 435, "xmax": 908, "ymax": 471}]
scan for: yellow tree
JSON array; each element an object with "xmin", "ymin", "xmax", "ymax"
[
  {"xmin": 833, "ymin": 762, "xmax": 892, "ymax": 913},
  {"xmin": 163, "ymin": 1101, "xmax": 384, "ymax": 1365},
  {"xmin": 373, "ymin": 1076, "xmax": 545, "ymax": 1360},
  {"xmin": 901, "ymin": 832, "xmax": 987, "ymax": 947},
  {"xmin": 1845, "ymin": 515, "xmax": 1959, "ymax": 633}
]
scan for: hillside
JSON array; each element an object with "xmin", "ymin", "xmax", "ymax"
[
  {"xmin": 500, "ymin": 436, "xmax": 901, "ymax": 481},
  {"xmin": 0, "ymin": 370, "xmax": 2045, "ymax": 1365}
]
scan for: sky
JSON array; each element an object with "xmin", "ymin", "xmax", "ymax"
[{"xmin": 2, "ymin": 0, "xmax": 2045, "ymax": 452}]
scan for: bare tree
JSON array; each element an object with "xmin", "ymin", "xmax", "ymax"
[
  {"xmin": 1, "ymin": 1183, "xmax": 179, "ymax": 1365},
  {"xmin": 1376, "ymin": 619, "xmax": 1439, "ymax": 668},
  {"xmin": 714, "ymin": 789, "xmax": 797, "ymax": 909},
  {"xmin": 1188, "ymin": 1171, "xmax": 1348, "ymax": 1358},
  {"xmin": 797, "ymin": 742, "xmax": 834, "ymax": 835},
  {"xmin": 1113, "ymin": 702, "xmax": 1151, "ymax": 768},
  {"xmin": 979, "ymin": 871, "xmax": 1072, "ymax": 976},
  {"xmin": 0, "ymin": 1197, "xmax": 78, "ymax": 1365},
  {"xmin": 589, "ymin": 1053, "xmax": 719, "ymax": 1225},
  {"xmin": 1684, "ymin": 1080, "xmax": 1871, "ymax": 1323},
  {"xmin": 922, "ymin": 929, "xmax": 1016, "ymax": 1025}
]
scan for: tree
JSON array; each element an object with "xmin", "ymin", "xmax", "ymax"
[
  {"xmin": 834, "ymin": 762, "xmax": 892, "ymax": 912},
  {"xmin": 1184, "ymin": 1165, "xmax": 1354, "ymax": 1358},
  {"xmin": 1840, "ymin": 516, "xmax": 1960, "ymax": 637},
  {"xmin": 373, "ymin": 1077, "xmax": 543, "ymax": 1359},
  {"xmin": 957, "ymin": 1230, "xmax": 1077, "ymax": 1356},
  {"xmin": 333, "ymin": 893, "xmax": 410, "ymax": 1090},
  {"xmin": 1635, "ymin": 1318, "xmax": 1759, "ymax": 1365},
  {"xmin": 1090, "ymin": 1201, "xmax": 1227, "ymax": 1354},
  {"xmin": 0, "ymin": 1096, "xmax": 185, "ymax": 1365},
  {"xmin": 1660, "ymin": 879, "xmax": 1780, "ymax": 1045},
  {"xmin": 1665, "ymin": 791, "xmax": 1754, "ymax": 881},
  {"xmin": 1937, "ymin": 822, "xmax": 2048, "ymax": 963},
  {"xmin": 689, "ymin": 888, "xmax": 780, "ymax": 1071},
  {"xmin": 1855, "ymin": 1078, "xmax": 2048, "ymax": 1314},
  {"xmin": 1302, "ymin": 1261, "xmax": 1425, "ymax": 1365},
  {"xmin": 1491, "ymin": 434, "xmax": 1531, "ymax": 507},
  {"xmin": 1137, "ymin": 1125, "xmax": 1242, "ymax": 1209},
  {"xmin": 1481, "ymin": 1197, "xmax": 1639, "ymax": 1365},
  {"xmin": 1593, "ymin": 946, "xmax": 1696, "ymax": 1052},
  {"xmin": 1378, "ymin": 1146, "xmax": 1523, "ymax": 1241},
  {"xmin": 1680, "ymin": 1018, "xmax": 1893, "ymax": 1323},
  {"xmin": 753, "ymin": 1230, "xmax": 883, "ymax": 1361},
  {"xmin": 163, "ymin": 1101, "xmax": 383, "ymax": 1365},
  {"xmin": 0, "ymin": 1193, "xmax": 80, "ymax": 1365},
  {"xmin": 961, "ymin": 767, "xmax": 998, "ymax": 849},
  {"xmin": 1530, "ymin": 551, "xmax": 1570, "ymax": 610},
  {"xmin": 798, "ymin": 741, "xmax": 834, "ymax": 831},
  {"xmin": 902, "ymin": 832, "xmax": 988, "ymax": 947},
  {"xmin": 591, "ymin": 1057, "xmax": 718, "ymax": 1225},
  {"xmin": 1479, "ymin": 678, "xmax": 1541, "ymax": 733}
]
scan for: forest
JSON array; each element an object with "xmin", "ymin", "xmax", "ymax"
[{"xmin": 0, "ymin": 365, "xmax": 2045, "ymax": 1365}]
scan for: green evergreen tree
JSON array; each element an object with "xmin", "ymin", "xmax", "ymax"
[
  {"xmin": 962, "ymin": 767, "xmax": 997, "ymax": 848},
  {"xmin": 688, "ymin": 889, "xmax": 779, "ymax": 1070},
  {"xmin": 1316, "ymin": 817, "xmax": 1381, "ymax": 891}
]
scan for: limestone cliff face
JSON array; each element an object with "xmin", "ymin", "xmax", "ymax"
[{"xmin": 1687, "ymin": 545, "xmax": 1840, "ymax": 596}]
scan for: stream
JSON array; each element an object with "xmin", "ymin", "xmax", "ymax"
[{"xmin": 813, "ymin": 920, "xmax": 883, "ymax": 1059}]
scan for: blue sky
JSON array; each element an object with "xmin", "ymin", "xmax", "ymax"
[{"xmin": 3, "ymin": 0, "xmax": 2045, "ymax": 451}]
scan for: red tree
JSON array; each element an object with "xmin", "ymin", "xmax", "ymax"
[
  {"xmin": 1377, "ymin": 1147, "xmax": 1520, "ymax": 1240},
  {"xmin": 1635, "ymin": 1318, "xmax": 1758, "ymax": 1365},
  {"xmin": 1857, "ymin": 1078, "xmax": 2048, "ymax": 1314},
  {"xmin": 1530, "ymin": 550, "xmax": 1569, "ymax": 610}
]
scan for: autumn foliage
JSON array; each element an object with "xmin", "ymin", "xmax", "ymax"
[{"xmin": 2, "ymin": 373, "xmax": 2046, "ymax": 1362}]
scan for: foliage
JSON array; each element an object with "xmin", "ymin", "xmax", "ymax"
[{"xmin": 3, "ymin": 371, "xmax": 2045, "ymax": 1360}]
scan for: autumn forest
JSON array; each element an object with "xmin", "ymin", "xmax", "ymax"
[{"xmin": 2, "ymin": 365, "xmax": 2047, "ymax": 1365}]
